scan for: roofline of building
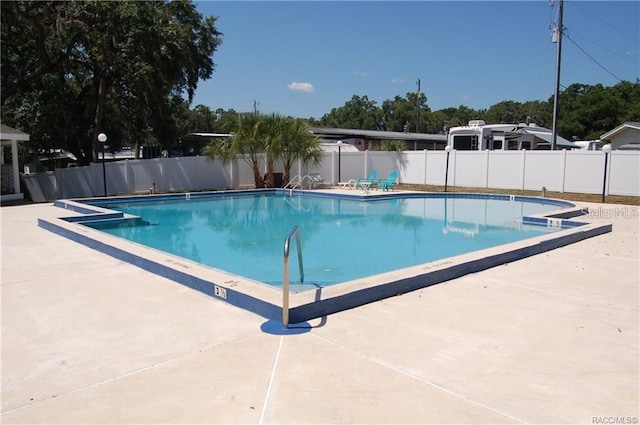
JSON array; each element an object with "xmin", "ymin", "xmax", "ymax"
[
  {"xmin": 309, "ymin": 127, "xmax": 447, "ymax": 142},
  {"xmin": 0, "ymin": 124, "xmax": 30, "ymax": 141},
  {"xmin": 600, "ymin": 122, "xmax": 640, "ymax": 140}
]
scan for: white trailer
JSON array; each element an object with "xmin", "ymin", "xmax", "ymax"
[{"xmin": 447, "ymin": 120, "xmax": 578, "ymax": 150}]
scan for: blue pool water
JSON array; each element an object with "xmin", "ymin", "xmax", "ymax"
[{"xmin": 84, "ymin": 193, "xmax": 566, "ymax": 287}]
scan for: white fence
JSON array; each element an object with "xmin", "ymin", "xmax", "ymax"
[{"xmin": 21, "ymin": 150, "xmax": 639, "ymax": 202}]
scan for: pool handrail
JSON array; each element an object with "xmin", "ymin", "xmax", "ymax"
[
  {"xmin": 283, "ymin": 225, "xmax": 304, "ymax": 327},
  {"xmin": 283, "ymin": 174, "xmax": 301, "ymax": 190},
  {"xmin": 283, "ymin": 174, "xmax": 313, "ymax": 191}
]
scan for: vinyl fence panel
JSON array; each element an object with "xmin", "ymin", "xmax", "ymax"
[
  {"xmin": 523, "ymin": 151, "xmax": 564, "ymax": 192},
  {"xmin": 563, "ymin": 151, "xmax": 607, "ymax": 195},
  {"xmin": 608, "ymin": 151, "xmax": 640, "ymax": 196}
]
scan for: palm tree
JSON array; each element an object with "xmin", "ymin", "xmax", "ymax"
[
  {"xmin": 279, "ymin": 117, "xmax": 323, "ymax": 186},
  {"xmin": 203, "ymin": 113, "xmax": 322, "ymax": 188},
  {"xmin": 203, "ymin": 112, "xmax": 266, "ymax": 188},
  {"xmin": 262, "ymin": 113, "xmax": 284, "ymax": 188},
  {"xmin": 374, "ymin": 139, "xmax": 408, "ymax": 170},
  {"xmin": 377, "ymin": 139, "xmax": 407, "ymax": 153}
]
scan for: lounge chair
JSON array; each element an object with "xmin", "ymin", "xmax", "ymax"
[
  {"xmin": 355, "ymin": 170, "xmax": 377, "ymax": 193},
  {"xmin": 376, "ymin": 171, "xmax": 399, "ymax": 191},
  {"xmin": 338, "ymin": 179, "xmax": 357, "ymax": 189}
]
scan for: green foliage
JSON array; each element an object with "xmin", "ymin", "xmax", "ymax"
[
  {"xmin": 2, "ymin": 0, "xmax": 637, "ymax": 173},
  {"xmin": 556, "ymin": 83, "xmax": 635, "ymax": 140},
  {"xmin": 1, "ymin": 0, "xmax": 222, "ymax": 165},
  {"xmin": 203, "ymin": 113, "xmax": 321, "ymax": 188},
  {"xmin": 277, "ymin": 117, "xmax": 323, "ymax": 186},
  {"xmin": 379, "ymin": 93, "xmax": 428, "ymax": 133},
  {"xmin": 317, "ymin": 95, "xmax": 381, "ymax": 130},
  {"xmin": 317, "ymin": 82, "xmax": 639, "ymax": 141},
  {"xmin": 374, "ymin": 139, "xmax": 407, "ymax": 153}
]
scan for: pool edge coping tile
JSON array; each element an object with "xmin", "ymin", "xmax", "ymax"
[{"xmin": 38, "ymin": 191, "xmax": 612, "ymax": 327}]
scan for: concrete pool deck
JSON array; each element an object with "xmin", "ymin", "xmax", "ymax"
[{"xmin": 1, "ymin": 199, "xmax": 638, "ymax": 424}]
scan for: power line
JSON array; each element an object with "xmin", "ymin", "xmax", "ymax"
[
  {"xmin": 567, "ymin": 0, "xmax": 639, "ymax": 43},
  {"xmin": 564, "ymin": 32, "xmax": 624, "ymax": 82},
  {"xmin": 567, "ymin": 29, "xmax": 639, "ymax": 66}
]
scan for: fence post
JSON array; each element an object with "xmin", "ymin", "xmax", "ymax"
[
  {"xmin": 91, "ymin": 162, "xmax": 100, "ymax": 197},
  {"xmin": 423, "ymin": 149, "xmax": 428, "ymax": 185},
  {"xmin": 560, "ymin": 149, "xmax": 567, "ymax": 193},
  {"xmin": 364, "ymin": 149, "xmax": 369, "ymax": 178},
  {"xmin": 484, "ymin": 149, "xmax": 490, "ymax": 188},
  {"xmin": 54, "ymin": 167, "xmax": 61, "ymax": 199},
  {"xmin": 124, "ymin": 160, "xmax": 130, "ymax": 194},
  {"xmin": 520, "ymin": 149, "xmax": 527, "ymax": 190},
  {"xmin": 229, "ymin": 159, "xmax": 235, "ymax": 189},
  {"xmin": 605, "ymin": 150, "xmax": 612, "ymax": 196},
  {"xmin": 450, "ymin": 149, "xmax": 456, "ymax": 187}
]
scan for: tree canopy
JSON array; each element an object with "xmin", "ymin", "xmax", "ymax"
[
  {"xmin": 203, "ymin": 112, "xmax": 321, "ymax": 188},
  {"xmin": 1, "ymin": 0, "xmax": 637, "ymax": 170},
  {"xmin": 315, "ymin": 81, "xmax": 639, "ymax": 140},
  {"xmin": 1, "ymin": 0, "xmax": 222, "ymax": 165}
]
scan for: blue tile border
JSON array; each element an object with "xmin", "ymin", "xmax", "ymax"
[
  {"xmin": 37, "ymin": 217, "xmax": 281, "ymax": 322},
  {"xmin": 39, "ymin": 191, "xmax": 612, "ymax": 328},
  {"xmin": 288, "ymin": 220, "xmax": 612, "ymax": 323}
]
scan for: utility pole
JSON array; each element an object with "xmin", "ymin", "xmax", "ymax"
[
  {"xmin": 416, "ymin": 78, "xmax": 421, "ymax": 133},
  {"xmin": 551, "ymin": 0, "xmax": 564, "ymax": 150}
]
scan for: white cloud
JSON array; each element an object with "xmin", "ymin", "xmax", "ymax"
[
  {"xmin": 287, "ymin": 82, "xmax": 314, "ymax": 93},
  {"xmin": 353, "ymin": 71, "xmax": 368, "ymax": 77},
  {"xmin": 391, "ymin": 78, "xmax": 405, "ymax": 83},
  {"xmin": 461, "ymin": 94, "xmax": 469, "ymax": 102}
]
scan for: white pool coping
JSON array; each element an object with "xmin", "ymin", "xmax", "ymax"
[{"xmin": 38, "ymin": 189, "xmax": 611, "ymax": 325}]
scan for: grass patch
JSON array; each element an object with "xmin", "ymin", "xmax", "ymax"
[{"xmin": 397, "ymin": 184, "xmax": 639, "ymax": 206}]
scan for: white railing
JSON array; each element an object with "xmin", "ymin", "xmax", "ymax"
[{"xmin": 283, "ymin": 174, "xmax": 312, "ymax": 190}]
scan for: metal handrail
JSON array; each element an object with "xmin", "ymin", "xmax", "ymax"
[
  {"xmin": 283, "ymin": 225, "xmax": 304, "ymax": 327},
  {"xmin": 283, "ymin": 174, "xmax": 313, "ymax": 191},
  {"xmin": 283, "ymin": 174, "xmax": 302, "ymax": 190}
]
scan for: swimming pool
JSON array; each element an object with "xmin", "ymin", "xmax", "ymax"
[
  {"xmin": 83, "ymin": 192, "xmax": 568, "ymax": 288},
  {"xmin": 39, "ymin": 189, "xmax": 611, "ymax": 326}
]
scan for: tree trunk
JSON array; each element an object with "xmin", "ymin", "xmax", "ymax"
[
  {"xmin": 253, "ymin": 168, "xmax": 265, "ymax": 188},
  {"xmin": 264, "ymin": 165, "xmax": 274, "ymax": 188},
  {"xmin": 282, "ymin": 169, "xmax": 291, "ymax": 187}
]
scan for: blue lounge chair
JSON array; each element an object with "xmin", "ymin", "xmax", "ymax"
[
  {"xmin": 355, "ymin": 170, "xmax": 377, "ymax": 193},
  {"xmin": 376, "ymin": 171, "xmax": 399, "ymax": 191}
]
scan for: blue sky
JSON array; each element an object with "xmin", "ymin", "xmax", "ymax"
[{"xmin": 191, "ymin": 1, "xmax": 639, "ymax": 119}]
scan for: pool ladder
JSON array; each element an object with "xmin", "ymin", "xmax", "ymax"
[
  {"xmin": 283, "ymin": 174, "xmax": 312, "ymax": 191},
  {"xmin": 283, "ymin": 225, "xmax": 304, "ymax": 327}
]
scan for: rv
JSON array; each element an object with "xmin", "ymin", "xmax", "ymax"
[{"xmin": 447, "ymin": 120, "xmax": 578, "ymax": 150}]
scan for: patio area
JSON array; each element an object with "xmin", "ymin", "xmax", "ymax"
[{"xmin": 1, "ymin": 199, "xmax": 638, "ymax": 424}]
